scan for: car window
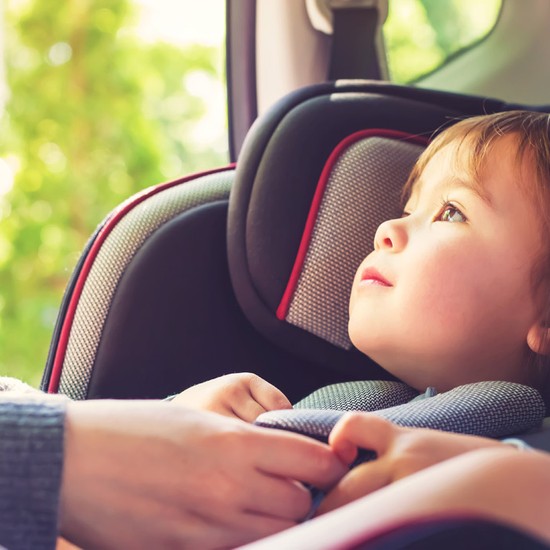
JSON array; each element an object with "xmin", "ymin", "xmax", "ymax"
[
  {"xmin": 0, "ymin": 0, "xmax": 226, "ymax": 385},
  {"xmin": 384, "ymin": 0, "xmax": 502, "ymax": 83}
]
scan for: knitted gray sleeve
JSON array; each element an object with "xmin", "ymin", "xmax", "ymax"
[{"xmin": 0, "ymin": 388, "xmax": 67, "ymax": 550}]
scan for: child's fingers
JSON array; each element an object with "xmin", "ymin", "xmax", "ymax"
[
  {"xmin": 249, "ymin": 375, "xmax": 292, "ymax": 412},
  {"xmin": 231, "ymin": 398, "xmax": 271, "ymax": 423},
  {"xmin": 227, "ymin": 374, "xmax": 288, "ymax": 421},
  {"xmin": 329, "ymin": 413, "xmax": 397, "ymax": 464}
]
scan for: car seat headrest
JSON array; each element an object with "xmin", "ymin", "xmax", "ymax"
[{"xmin": 227, "ymin": 82, "xmax": 508, "ymax": 376}]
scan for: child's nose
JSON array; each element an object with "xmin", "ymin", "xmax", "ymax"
[{"xmin": 373, "ymin": 218, "xmax": 408, "ymax": 251}]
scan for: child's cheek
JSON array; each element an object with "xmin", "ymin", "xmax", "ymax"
[{"xmin": 402, "ymin": 253, "xmax": 474, "ymax": 332}]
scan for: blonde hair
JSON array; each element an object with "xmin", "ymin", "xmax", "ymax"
[
  {"xmin": 404, "ymin": 110, "xmax": 550, "ymax": 211},
  {"xmin": 405, "ymin": 110, "xmax": 550, "ymax": 394}
]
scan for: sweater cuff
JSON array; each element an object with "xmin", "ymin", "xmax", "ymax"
[{"xmin": 0, "ymin": 397, "xmax": 67, "ymax": 550}]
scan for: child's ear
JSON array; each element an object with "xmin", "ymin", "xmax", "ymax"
[{"xmin": 527, "ymin": 323, "xmax": 550, "ymax": 355}]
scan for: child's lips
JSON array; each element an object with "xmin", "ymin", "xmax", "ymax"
[{"xmin": 360, "ymin": 267, "xmax": 392, "ymax": 287}]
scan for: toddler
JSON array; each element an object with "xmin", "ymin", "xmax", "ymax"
[{"xmin": 170, "ymin": 110, "xmax": 550, "ymax": 542}]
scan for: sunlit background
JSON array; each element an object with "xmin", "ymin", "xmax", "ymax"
[
  {"xmin": 0, "ymin": 0, "xmax": 501, "ymax": 386},
  {"xmin": 0, "ymin": 0, "xmax": 227, "ymax": 385},
  {"xmin": 134, "ymin": 0, "xmax": 226, "ymax": 152}
]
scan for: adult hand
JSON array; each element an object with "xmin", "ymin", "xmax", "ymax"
[
  {"xmin": 172, "ymin": 373, "xmax": 292, "ymax": 422},
  {"xmin": 319, "ymin": 413, "xmax": 502, "ymax": 514},
  {"xmin": 59, "ymin": 400, "xmax": 346, "ymax": 549}
]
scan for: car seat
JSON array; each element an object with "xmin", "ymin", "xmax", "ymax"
[
  {"xmin": 41, "ymin": 80, "xmax": 528, "ymax": 402},
  {"xmin": 41, "ymin": 80, "xmax": 550, "ymax": 549}
]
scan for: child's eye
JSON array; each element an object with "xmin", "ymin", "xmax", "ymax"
[{"xmin": 436, "ymin": 203, "xmax": 467, "ymax": 223}]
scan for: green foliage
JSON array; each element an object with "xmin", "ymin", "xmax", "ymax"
[
  {"xmin": 385, "ymin": 0, "xmax": 502, "ymax": 83},
  {"xmin": 0, "ymin": 0, "xmax": 226, "ymax": 386}
]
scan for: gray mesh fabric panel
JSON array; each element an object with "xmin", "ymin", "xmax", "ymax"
[
  {"xmin": 58, "ymin": 171, "xmax": 233, "ymax": 399},
  {"xmin": 294, "ymin": 380, "xmax": 418, "ymax": 410},
  {"xmin": 256, "ymin": 381, "xmax": 545, "ymax": 443},
  {"xmin": 286, "ymin": 138, "xmax": 424, "ymax": 348},
  {"xmin": 376, "ymin": 381, "xmax": 545, "ymax": 436}
]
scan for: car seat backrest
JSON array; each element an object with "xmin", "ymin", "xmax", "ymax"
[{"xmin": 227, "ymin": 82, "xmax": 511, "ymax": 380}]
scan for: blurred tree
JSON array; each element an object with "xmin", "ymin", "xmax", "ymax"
[
  {"xmin": 384, "ymin": 0, "xmax": 443, "ymax": 83},
  {"xmin": 384, "ymin": 0, "xmax": 501, "ymax": 83},
  {"xmin": 0, "ymin": 0, "xmax": 226, "ymax": 385},
  {"xmin": 419, "ymin": 0, "xmax": 502, "ymax": 57}
]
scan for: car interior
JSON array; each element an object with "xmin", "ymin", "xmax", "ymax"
[{"xmin": 34, "ymin": 0, "xmax": 550, "ymax": 547}]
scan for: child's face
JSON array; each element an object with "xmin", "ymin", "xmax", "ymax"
[{"xmin": 348, "ymin": 134, "xmax": 544, "ymax": 391}]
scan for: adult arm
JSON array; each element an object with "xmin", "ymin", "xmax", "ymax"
[
  {"xmin": 241, "ymin": 445, "xmax": 550, "ymax": 549},
  {"xmin": 0, "ymin": 392, "xmax": 67, "ymax": 550},
  {"xmin": 0, "ymin": 376, "xmax": 346, "ymax": 550},
  {"xmin": 59, "ymin": 400, "xmax": 346, "ymax": 549}
]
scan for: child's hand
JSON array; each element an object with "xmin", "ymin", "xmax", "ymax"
[
  {"xmin": 318, "ymin": 413, "xmax": 502, "ymax": 514},
  {"xmin": 172, "ymin": 373, "xmax": 292, "ymax": 422}
]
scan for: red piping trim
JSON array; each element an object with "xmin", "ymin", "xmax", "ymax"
[
  {"xmin": 276, "ymin": 129, "xmax": 428, "ymax": 321},
  {"xmin": 48, "ymin": 164, "xmax": 236, "ymax": 393}
]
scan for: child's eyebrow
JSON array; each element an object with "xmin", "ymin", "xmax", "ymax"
[
  {"xmin": 409, "ymin": 176, "xmax": 493, "ymax": 210},
  {"xmin": 448, "ymin": 177, "xmax": 493, "ymax": 205}
]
